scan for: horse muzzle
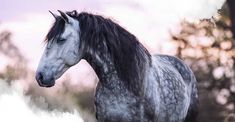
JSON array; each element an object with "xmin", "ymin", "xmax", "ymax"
[{"xmin": 35, "ymin": 71, "xmax": 55, "ymax": 87}]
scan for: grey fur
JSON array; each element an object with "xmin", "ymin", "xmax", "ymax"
[{"xmin": 93, "ymin": 54, "xmax": 198, "ymax": 122}]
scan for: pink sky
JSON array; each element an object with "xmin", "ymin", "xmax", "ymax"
[{"xmin": 0, "ymin": 0, "xmax": 225, "ymax": 87}]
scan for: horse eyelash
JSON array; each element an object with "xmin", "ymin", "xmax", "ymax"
[{"xmin": 57, "ymin": 38, "xmax": 66, "ymax": 44}]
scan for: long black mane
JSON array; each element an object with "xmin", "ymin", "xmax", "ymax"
[{"xmin": 46, "ymin": 11, "xmax": 151, "ymax": 93}]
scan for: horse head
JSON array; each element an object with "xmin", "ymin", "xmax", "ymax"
[{"xmin": 35, "ymin": 10, "xmax": 81, "ymax": 87}]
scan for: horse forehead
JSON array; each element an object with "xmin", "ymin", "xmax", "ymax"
[
  {"xmin": 64, "ymin": 19, "xmax": 80, "ymax": 32},
  {"xmin": 62, "ymin": 25, "xmax": 74, "ymax": 36}
]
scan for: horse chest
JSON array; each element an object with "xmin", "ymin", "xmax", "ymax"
[{"xmin": 94, "ymin": 85, "xmax": 142, "ymax": 122}]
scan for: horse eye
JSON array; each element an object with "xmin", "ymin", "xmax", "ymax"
[{"xmin": 57, "ymin": 38, "xmax": 66, "ymax": 44}]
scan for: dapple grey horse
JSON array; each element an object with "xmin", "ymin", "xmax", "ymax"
[{"xmin": 35, "ymin": 10, "xmax": 198, "ymax": 122}]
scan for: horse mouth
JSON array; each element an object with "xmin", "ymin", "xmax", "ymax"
[
  {"xmin": 38, "ymin": 81, "xmax": 55, "ymax": 87},
  {"xmin": 37, "ymin": 79, "xmax": 55, "ymax": 87},
  {"xmin": 36, "ymin": 77, "xmax": 55, "ymax": 88}
]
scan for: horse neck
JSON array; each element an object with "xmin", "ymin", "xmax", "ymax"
[
  {"xmin": 83, "ymin": 43, "xmax": 151, "ymax": 96},
  {"xmin": 78, "ymin": 13, "xmax": 151, "ymax": 95},
  {"xmin": 84, "ymin": 51, "xmax": 122, "ymax": 89}
]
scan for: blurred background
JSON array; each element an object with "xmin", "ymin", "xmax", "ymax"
[{"xmin": 0, "ymin": 0, "xmax": 234, "ymax": 122}]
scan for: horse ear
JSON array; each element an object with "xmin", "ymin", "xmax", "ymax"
[
  {"xmin": 49, "ymin": 10, "xmax": 59, "ymax": 19},
  {"xmin": 71, "ymin": 10, "xmax": 78, "ymax": 16},
  {"xmin": 58, "ymin": 10, "xmax": 75, "ymax": 24},
  {"xmin": 58, "ymin": 10, "xmax": 69, "ymax": 23}
]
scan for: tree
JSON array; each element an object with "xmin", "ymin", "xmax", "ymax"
[
  {"xmin": 171, "ymin": 5, "xmax": 235, "ymax": 122},
  {"xmin": 227, "ymin": 0, "xmax": 235, "ymax": 46},
  {"xmin": 0, "ymin": 28, "xmax": 27, "ymax": 80}
]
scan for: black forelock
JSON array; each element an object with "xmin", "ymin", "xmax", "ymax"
[
  {"xmin": 45, "ymin": 11, "xmax": 78, "ymax": 42},
  {"xmin": 45, "ymin": 17, "xmax": 65, "ymax": 42}
]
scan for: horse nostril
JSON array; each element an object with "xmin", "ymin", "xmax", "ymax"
[
  {"xmin": 35, "ymin": 71, "xmax": 55, "ymax": 87},
  {"xmin": 36, "ymin": 72, "xmax": 44, "ymax": 82}
]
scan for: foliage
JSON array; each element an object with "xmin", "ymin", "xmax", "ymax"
[
  {"xmin": 0, "ymin": 30, "xmax": 28, "ymax": 81},
  {"xmin": 170, "ymin": 4, "xmax": 235, "ymax": 121}
]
